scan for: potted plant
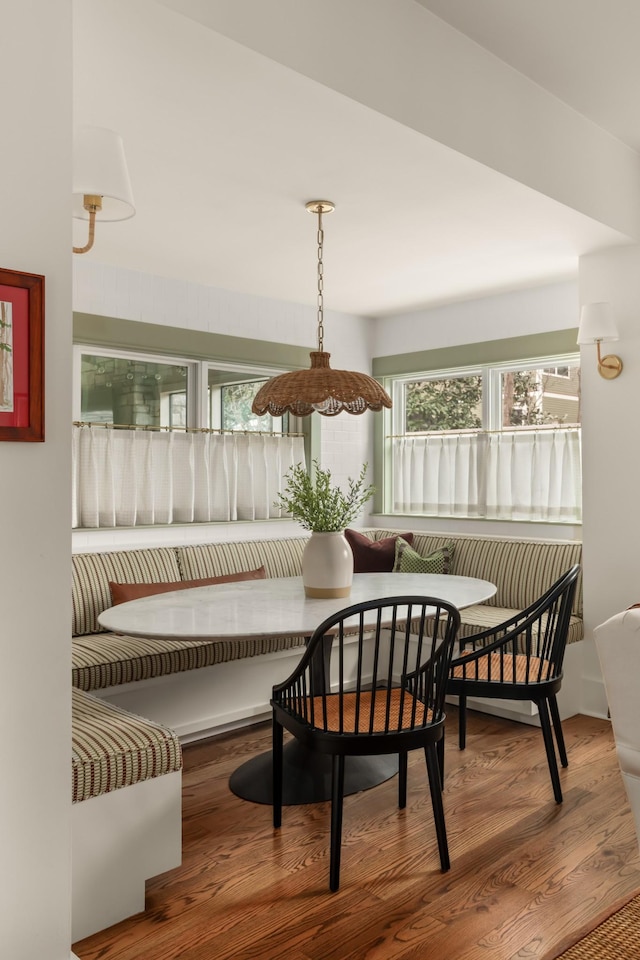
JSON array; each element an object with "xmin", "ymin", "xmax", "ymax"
[{"xmin": 277, "ymin": 460, "xmax": 374, "ymax": 598}]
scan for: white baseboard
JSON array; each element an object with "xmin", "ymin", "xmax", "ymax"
[{"xmin": 580, "ymin": 674, "xmax": 609, "ymax": 719}]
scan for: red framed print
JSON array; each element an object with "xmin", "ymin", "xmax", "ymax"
[{"xmin": 0, "ymin": 268, "xmax": 44, "ymax": 442}]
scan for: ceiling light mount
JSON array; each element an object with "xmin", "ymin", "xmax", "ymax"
[
  {"xmin": 251, "ymin": 200, "xmax": 392, "ymax": 418},
  {"xmin": 305, "ymin": 200, "xmax": 335, "ymax": 216}
]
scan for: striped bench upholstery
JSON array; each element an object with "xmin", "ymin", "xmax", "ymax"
[
  {"xmin": 71, "ymin": 531, "xmax": 582, "ymax": 696},
  {"xmin": 176, "ymin": 537, "xmax": 306, "ymax": 581},
  {"xmin": 73, "ymin": 547, "xmax": 183, "ymax": 637},
  {"xmin": 72, "ymin": 688, "xmax": 182, "ymax": 803},
  {"xmin": 72, "ymin": 537, "xmax": 308, "ymax": 692},
  {"xmin": 370, "ymin": 529, "xmax": 583, "ymax": 645},
  {"xmin": 72, "ymin": 630, "xmax": 308, "ymax": 692}
]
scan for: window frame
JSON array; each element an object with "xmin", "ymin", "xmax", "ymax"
[
  {"xmin": 74, "ymin": 345, "xmax": 299, "ymax": 435},
  {"xmin": 383, "ymin": 350, "xmax": 580, "ymax": 519}
]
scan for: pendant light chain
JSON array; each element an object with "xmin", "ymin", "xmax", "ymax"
[
  {"xmin": 316, "ymin": 207, "xmax": 325, "ymax": 352},
  {"xmin": 250, "ymin": 198, "xmax": 392, "ymax": 418}
]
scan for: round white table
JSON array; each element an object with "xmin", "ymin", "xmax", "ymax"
[{"xmin": 99, "ymin": 572, "xmax": 496, "ymax": 805}]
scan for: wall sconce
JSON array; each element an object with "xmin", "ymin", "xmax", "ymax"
[
  {"xmin": 72, "ymin": 125, "xmax": 135, "ymax": 254},
  {"xmin": 577, "ymin": 302, "xmax": 623, "ymax": 380}
]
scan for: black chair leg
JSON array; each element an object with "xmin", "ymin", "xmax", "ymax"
[
  {"xmin": 458, "ymin": 691, "xmax": 467, "ymax": 750},
  {"xmin": 329, "ymin": 755, "xmax": 345, "ymax": 892},
  {"xmin": 425, "ymin": 743, "xmax": 450, "ymax": 872},
  {"xmin": 437, "ymin": 731, "xmax": 445, "ymax": 790},
  {"xmin": 272, "ymin": 714, "xmax": 283, "ymax": 828},
  {"xmin": 399, "ymin": 751, "xmax": 408, "ymax": 809},
  {"xmin": 538, "ymin": 698, "xmax": 563, "ymax": 804},
  {"xmin": 548, "ymin": 694, "xmax": 568, "ymax": 768}
]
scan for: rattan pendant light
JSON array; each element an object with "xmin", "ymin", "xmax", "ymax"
[{"xmin": 251, "ymin": 201, "xmax": 392, "ymax": 418}]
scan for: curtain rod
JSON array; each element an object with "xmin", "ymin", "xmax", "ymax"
[
  {"xmin": 72, "ymin": 420, "xmax": 304, "ymax": 438},
  {"xmin": 388, "ymin": 424, "xmax": 580, "ymax": 439}
]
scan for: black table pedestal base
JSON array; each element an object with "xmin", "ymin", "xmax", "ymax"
[{"xmin": 229, "ymin": 740, "xmax": 399, "ymax": 806}]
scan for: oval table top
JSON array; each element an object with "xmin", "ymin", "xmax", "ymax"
[{"xmin": 98, "ymin": 571, "xmax": 496, "ymax": 641}]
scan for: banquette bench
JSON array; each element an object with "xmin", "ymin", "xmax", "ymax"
[
  {"xmin": 72, "ymin": 690, "xmax": 182, "ymax": 942},
  {"xmin": 71, "ymin": 528, "xmax": 582, "ymax": 940}
]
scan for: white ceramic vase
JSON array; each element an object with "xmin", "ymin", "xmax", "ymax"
[{"xmin": 302, "ymin": 531, "xmax": 354, "ymax": 599}]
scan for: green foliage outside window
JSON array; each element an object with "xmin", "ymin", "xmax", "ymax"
[
  {"xmin": 221, "ymin": 381, "xmax": 287, "ymax": 432},
  {"xmin": 221, "ymin": 382, "xmax": 263, "ymax": 431},
  {"xmin": 406, "ymin": 375, "xmax": 482, "ymax": 432},
  {"xmin": 406, "ymin": 367, "xmax": 579, "ymax": 433}
]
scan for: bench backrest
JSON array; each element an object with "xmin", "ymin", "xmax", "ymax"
[
  {"xmin": 175, "ymin": 536, "xmax": 307, "ymax": 581},
  {"xmin": 372, "ymin": 529, "xmax": 583, "ymax": 618},
  {"xmin": 72, "ymin": 531, "xmax": 582, "ymax": 638},
  {"xmin": 73, "ymin": 547, "xmax": 182, "ymax": 636},
  {"xmin": 72, "ymin": 537, "xmax": 308, "ymax": 637}
]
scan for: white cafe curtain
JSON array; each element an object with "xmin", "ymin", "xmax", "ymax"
[
  {"xmin": 393, "ymin": 428, "xmax": 581, "ymax": 523},
  {"xmin": 72, "ymin": 425, "xmax": 305, "ymax": 528},
  {"xmin": 393, "ymin": 434, "xmax": 484, "ymax": 517},
  {"xmin": 484, "ymin": 428, "xmax": 581, "ymax": 522}
]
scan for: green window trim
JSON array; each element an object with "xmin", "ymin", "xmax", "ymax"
[
  {"xmin": 73, "ymin": 312, "xmax": 313, "ymax": 370},
  {"xmin": 372, "ymin": 328, "xmax": 578, "ymax": 378}
]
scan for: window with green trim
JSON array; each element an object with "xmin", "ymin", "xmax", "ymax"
[
  {"xmin": 386, "ymin": 354, "xmax": 581, "ymax": 523},
  {"xmin": 72, "ymin": 345, "xmax": 304, "ymax": 529}
]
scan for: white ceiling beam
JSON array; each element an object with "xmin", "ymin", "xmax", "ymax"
[{"xmin": 157, "ymin": 0, "xmax": 640, "ymax": 241}]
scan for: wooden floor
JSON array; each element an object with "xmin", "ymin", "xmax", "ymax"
[{"xmin": 73, "ymin": 709, "xmax": 640, "ymax": 960}]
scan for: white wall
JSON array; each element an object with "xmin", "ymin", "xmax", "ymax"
[
  {"xmin": 1, "ymin": 1, "xmax": 73, "ymax": 956},
  {"xmin": 373, "ymin": 279, "xmax": 578, "ymax": 357},
  {"xmin": 579, "ymin": 244, "xmax": 640, "ymax": 715}
]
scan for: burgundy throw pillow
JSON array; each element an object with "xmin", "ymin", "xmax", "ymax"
[
  {"xmin": 344, "ymin": 529, "xmax": 415, "ymax": 573},
  {"xmin": 109, "ymin": 566, "xmax": 267, "ymax": 606}
]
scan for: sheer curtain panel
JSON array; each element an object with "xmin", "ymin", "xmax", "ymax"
[
  {"xmin": 72, "ymin": 425, "xmax": 305, "ymax": 528},
  {"xmin": 392, "ymin": 428, "xmax": 581, "ymax": 523},
  {"xmin": 393, "ymin": 434, "xmax": 484, "ymax": 517}
]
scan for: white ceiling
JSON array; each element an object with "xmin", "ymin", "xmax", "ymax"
[
  {"xmin": 73, "ymin": 1, "xmax": 640, "ymax": 319},
  {"xmin": 417, "ymin": 0, "xmax": 640, "ymax": 153}
]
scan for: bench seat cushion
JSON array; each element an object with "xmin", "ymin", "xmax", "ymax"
[
  {"xmin": 72, "ymin": 631, "xmax": 307, "ymax": 692},
  {"xmin": 72, "ymin": 689, "xmax": 182, "ymax": 803}
]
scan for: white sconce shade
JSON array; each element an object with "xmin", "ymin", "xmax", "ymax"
[
  {"xmin": 577, "ymin": 302, "xmax": 619, "ymax": 344},
  {"xmin": 72, "ymin": 125, "xmax": 135, "ymax": 222},
  {"xmin": 577, "ymin": 302, "xmax": 622, "ymax": 379}
]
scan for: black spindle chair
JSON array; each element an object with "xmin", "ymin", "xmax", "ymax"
[
  {"xmin": 271, "ymin": 595, "xmax": 460, "ymax": 891},
  {"xmin": 447, "ymin": 564, "xmax": 580, "ymax": 803}
]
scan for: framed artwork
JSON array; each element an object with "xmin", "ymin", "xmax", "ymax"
[{"xmin": 0, "ymin": 267, "xmax": 44, "ymax": 442}]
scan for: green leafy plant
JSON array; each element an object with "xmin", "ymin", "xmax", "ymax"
[{"xmin": 277, "ymin": 460, "xmax": 375, "ymax": 532}]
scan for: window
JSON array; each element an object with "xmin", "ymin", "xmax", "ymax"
[
  {"xmin": 72, "ymin": 347, "xmax": 304, "ymax": 529},
  {"xmin": 387, "ymin": 356, "xmax": 581, "ymax": 523},
  {"xmin": 207, "ymin": 366, "xmax": 288, "ymax": 433},
  {"xmin": 405, "ymin": 374, "xmax": 482, "ymax": 432},
  {"xmin": 80, "ymin": 352, "xmax": 190, "ymax": 426}
]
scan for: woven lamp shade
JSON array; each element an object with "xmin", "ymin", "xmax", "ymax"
[{"xmin": 252, "ymin": 351, "xmax": 392, "ymax": 417}]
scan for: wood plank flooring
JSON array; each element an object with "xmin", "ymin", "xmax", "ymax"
[{"xmin": 73, "ymin": 710, "xmax": 640, "ymax": 960}]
